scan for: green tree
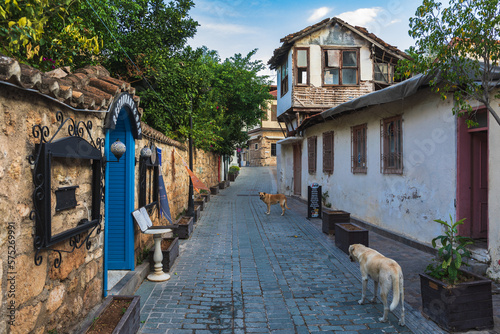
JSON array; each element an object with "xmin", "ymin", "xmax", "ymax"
[
  {"xmin": 398, "ymin": 0, "xmax": 500, "ymax": 126},
  {"xmin": 0, "ymin": 0, "xmax": 100, "ymax": 70},
  {"xmin": 79, "ymin": 0, "xmax": 198, "ymax": 79},
  {"xmin": 140, "ymin": 48, "xmax": 271, "ymax": 155}
]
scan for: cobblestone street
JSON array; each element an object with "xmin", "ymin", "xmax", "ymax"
[{"xmin": 135, "ymin": 166, "xmax": 449, "ymax": 333}]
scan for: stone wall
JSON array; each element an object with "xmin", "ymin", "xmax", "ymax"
[
  {"xmin": 0, "ymin": 85, "xmax": 105, "ymax": 334},
  {"xmin": 133, "ymin": 130, "xmax": 220, "ymax": 259},
  {"xmin": 0, "ymin": 84, "xmax": 221, "ymax": 333}
]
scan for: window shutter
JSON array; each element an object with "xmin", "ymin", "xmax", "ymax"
[
  {"xmin": 308, "ymin": 136, "xmax": 317, "ymax": 173},
  {"xmin": 323, "ymin": 131, "xmax": 334, "ymax": 174}
]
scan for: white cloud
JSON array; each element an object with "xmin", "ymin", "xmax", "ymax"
[
  {"xmin": 203, "ymin": 22, "xmax": 253, "ymax": 35},
  {"xmin": 307, "ymin": 7, "xmax": 333, "ymax": 23},
  {"xmin": 337, "ymin": 7, "xmax": 383, "ymax": 27}
]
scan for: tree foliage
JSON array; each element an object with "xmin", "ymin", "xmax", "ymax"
[
  {"xmin": 140, "ymin": 48, "xmax": 271, "ymax": 155},
  {"xmin": 0, "ymin": 0, "xmax": 100, "ymax": 71},
  {"xmin": 78, "ymin": 0, "xmax": 198, "ymax": 79},
  {"xmin": 398, "ymin": 0, "xmax": 500, "ymax": 126}
]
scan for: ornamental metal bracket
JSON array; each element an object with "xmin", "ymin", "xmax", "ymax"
[{"xmin": 28, "ymin": 111, "xmax": 105, "ymax": 268}]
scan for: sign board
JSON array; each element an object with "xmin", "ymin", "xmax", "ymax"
[{"xmin": 307, "ymin": 183, "xmax": 322, "ymax": 218}]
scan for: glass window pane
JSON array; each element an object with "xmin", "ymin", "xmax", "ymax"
[
  {"xmin": 375, "ymin": 63, "xmax": 389, "ymax": 82},
  {"xmin": 326, "ymin": 50, "xmax": 340, "ymax": 67},
  {"xmin": 343, "ymin": 51, "xmax": 357, "ymax": 67},
  {"xmin": 298, "ymin": 68, "xmax": 307, "ymax": 84},
  {"xmin": 324, "ymin": 69, "xmax": 339, "ymax": 85},
  {"xmin": 342, "ymin": 69, "xmax": 357, "ymax": 84},
  {"xmin": 297, "ymin": 50, "xmax": 307, "ymax": 67}
]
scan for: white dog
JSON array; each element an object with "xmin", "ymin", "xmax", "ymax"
[{"xmin": 348, "ymin": 244, "xmax": 405, "ymax": 326}]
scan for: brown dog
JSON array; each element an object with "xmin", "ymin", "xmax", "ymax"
[
  {"xmin": 348, "ymin": 244, "xmax": 405, "ymax": 326},
  {"xmin": 258, "ymin": 192, "xmax": 289, "ymax": 216}
]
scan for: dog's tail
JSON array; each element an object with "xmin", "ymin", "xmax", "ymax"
[
  {"xmin": 390, "ymin": 269, "xmax": 404, "ymax": 311},
  {"xmin": 285, "ymin": 199, "xmax": 290, "ymax": 209}
]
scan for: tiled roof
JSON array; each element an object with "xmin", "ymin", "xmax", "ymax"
[
  {"xmin": 0, "ymin": 54, "xmax": 140, "ymax": 111},
  {"xmin": 268, "ymin": 17, "xmax": 410, "ymax": 69}
]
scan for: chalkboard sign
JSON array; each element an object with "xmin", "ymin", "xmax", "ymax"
[{"xmin": 308, "ymin": 183, "xmax": 322, "ymax": 218}]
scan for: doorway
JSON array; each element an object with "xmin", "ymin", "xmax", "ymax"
[
  {"xmin": 457, "ymin": 110, "xmax": 488, "ymax": 241},
  {"xmin": 105, "ymin": 110, "xmax": 136, "ymax": 270},
  {"xmin": 293, "ymin": 143, "xmax": 302, "ymax": 196}
]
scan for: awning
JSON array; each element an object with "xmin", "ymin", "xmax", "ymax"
[
  {"xmin": 265, "ymin": 136, "xmax": 285, "ymax": 140},
  {"xmin": 277, "ymin": 136, "xmax": 304, "ymax": 145}
]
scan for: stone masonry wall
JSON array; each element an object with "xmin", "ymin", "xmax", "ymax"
[
  {"xmin": 0, "ymin": 85, "xmax": 220, "ymax": 333},
  {"xmin": 0, "ymin": 85, "xmax": 105, "ymax": 334},
  {"xmin": 133, "ymin": 133, "xmax": 219, "ymax": 260}
]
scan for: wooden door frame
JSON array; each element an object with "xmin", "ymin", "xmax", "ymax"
[
  {"xmin": 456, "ymin": 108, "xmax": 489, "ymax": 240},
  {"xmin": 293, "ymin": 143, "xmax": 302, "ymax": 196}
]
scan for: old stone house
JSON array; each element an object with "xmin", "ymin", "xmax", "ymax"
[
  {"xmin": 244, "ymin": 86, "xmax": 285, "ymax": 166},
  {"xmin": 0, "ymin": 55, "xmax": 219, "ymax": 333}
]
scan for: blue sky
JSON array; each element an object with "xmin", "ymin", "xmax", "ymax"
[{"xmin": 187, "ymin": 0, "xmax": 425, "ymax": 81}]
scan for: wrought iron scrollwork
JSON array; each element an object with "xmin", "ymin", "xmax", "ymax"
[{"xmin": 29, "ymin": 111, "xmax": 104, "ymax": 268}]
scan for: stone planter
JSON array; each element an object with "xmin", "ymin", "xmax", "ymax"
[
  {"xmin": 173, "ymin": 216, "xmax": 194, "ymax": 239},
  {"xmin": 194, "ymin": 199, "xmax": 204, "ymax": 211},
  {"xmin": 334, "ymin": 223, "xmax": 369, "ymax": 255},
  {"xmin": 148, "ymin": 237, "xmax": 179, "ymax": 273},
  {"xmin": 219, "ymin": 181, "xmax": 226, "ymax": 189},
  {"xmin": 210, "ymin": 186, "xmax": 219, "ymax": 195},
  {"xmin": 322, "ymin": 210, "xmax": 350, "ymax": 235},
  {"xmin": 81, "ymin": 295, "xmax": 140, "ymax": 334},
  {"xmin": 420, "ymin": 270, "xmax": 494, "ymax": 331}
]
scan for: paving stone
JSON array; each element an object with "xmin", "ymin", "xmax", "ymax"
[{"xmin": 136, "ymin": 167, "xmax": 448, "ymax": 334}]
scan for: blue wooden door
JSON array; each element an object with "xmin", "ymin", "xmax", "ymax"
[{"xmin": 105, "ymin": 110, "xmax": 135, "ymax": 270}]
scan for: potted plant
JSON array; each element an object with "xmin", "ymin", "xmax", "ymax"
[
  {"xmin": 334, "ymin": 222, "xmax": 368, "ymax": 255},
  {"xmin": 81, "ymin": 295, "xmax": 140, "ymax": 334},
  {"xmin": 148, "ymin": 237, "xmax": 179, "ymax": 273},
  {"xmin": 228, "ymin": 165, "xmax": 240, "ymax": 181},
  {"xmin": 420, "ymin": 215, "xmax": 494, "ymax": 332}
]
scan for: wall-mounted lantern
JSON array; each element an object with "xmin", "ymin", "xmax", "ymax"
[{"xmin": 110, "ymin": 138, "xmax": 126, "ymax": 161}]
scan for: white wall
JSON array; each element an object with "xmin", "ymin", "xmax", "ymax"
[
  {"xmin": 298, "ymin": 89, "xmax": 457, "ymax": 245},
  {"xmin": 487, "ymin": 92, "xmax": 500, "ymax": 280},
  {"xmin": 277, "ymin": 51, "xmax": 293, "ymax": 117}
]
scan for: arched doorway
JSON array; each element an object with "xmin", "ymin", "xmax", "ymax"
[{"xmin": 103, "ymin": 93, "xmax": 142, "ymax": 293}]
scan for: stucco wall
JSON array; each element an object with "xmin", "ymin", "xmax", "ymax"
[
  {"xmin": 279, "ymin": 89, "xmax": 458, "ymax": 246},
  {"xmin": 487, "ymin": 95, "xmax": 500, "ymax": 280}
]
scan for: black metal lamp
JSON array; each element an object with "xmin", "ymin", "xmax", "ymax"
[{"xmin": 110, "ymin": 139, "xmax": 126, "ymax": 161}]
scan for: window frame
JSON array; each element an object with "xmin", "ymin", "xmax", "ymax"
[
  {"xmin": 280, "ymin": 59, "xmax": 289, "ymax": 97},
  {"xmin": 322, "ymin": 48, "xmax": 360, "ymax": 86},
  {"xmin": 308, "ymin": 136, "xmax": 317, "ymax": 174},
  {"xmin": 374, "ymin": 62, "xmax": 394, "ymax": 84},
  {"xmin": 381, "ymin": 115, "xmax": 403, "ymax": 174},
  {"xmin": 271, "ymin": 143, "xmax": 277, "ymax": 157},
  {"xmin": 294, "ymin": 47, "xmax": 310, "ymax": 86},
  {"xmin": 351, "ymin": 124, "xmax": 367, "ymax": 174},
  {"xmin": 323, "ymin": 131, "xmax": 334, "ymax": 174}
]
